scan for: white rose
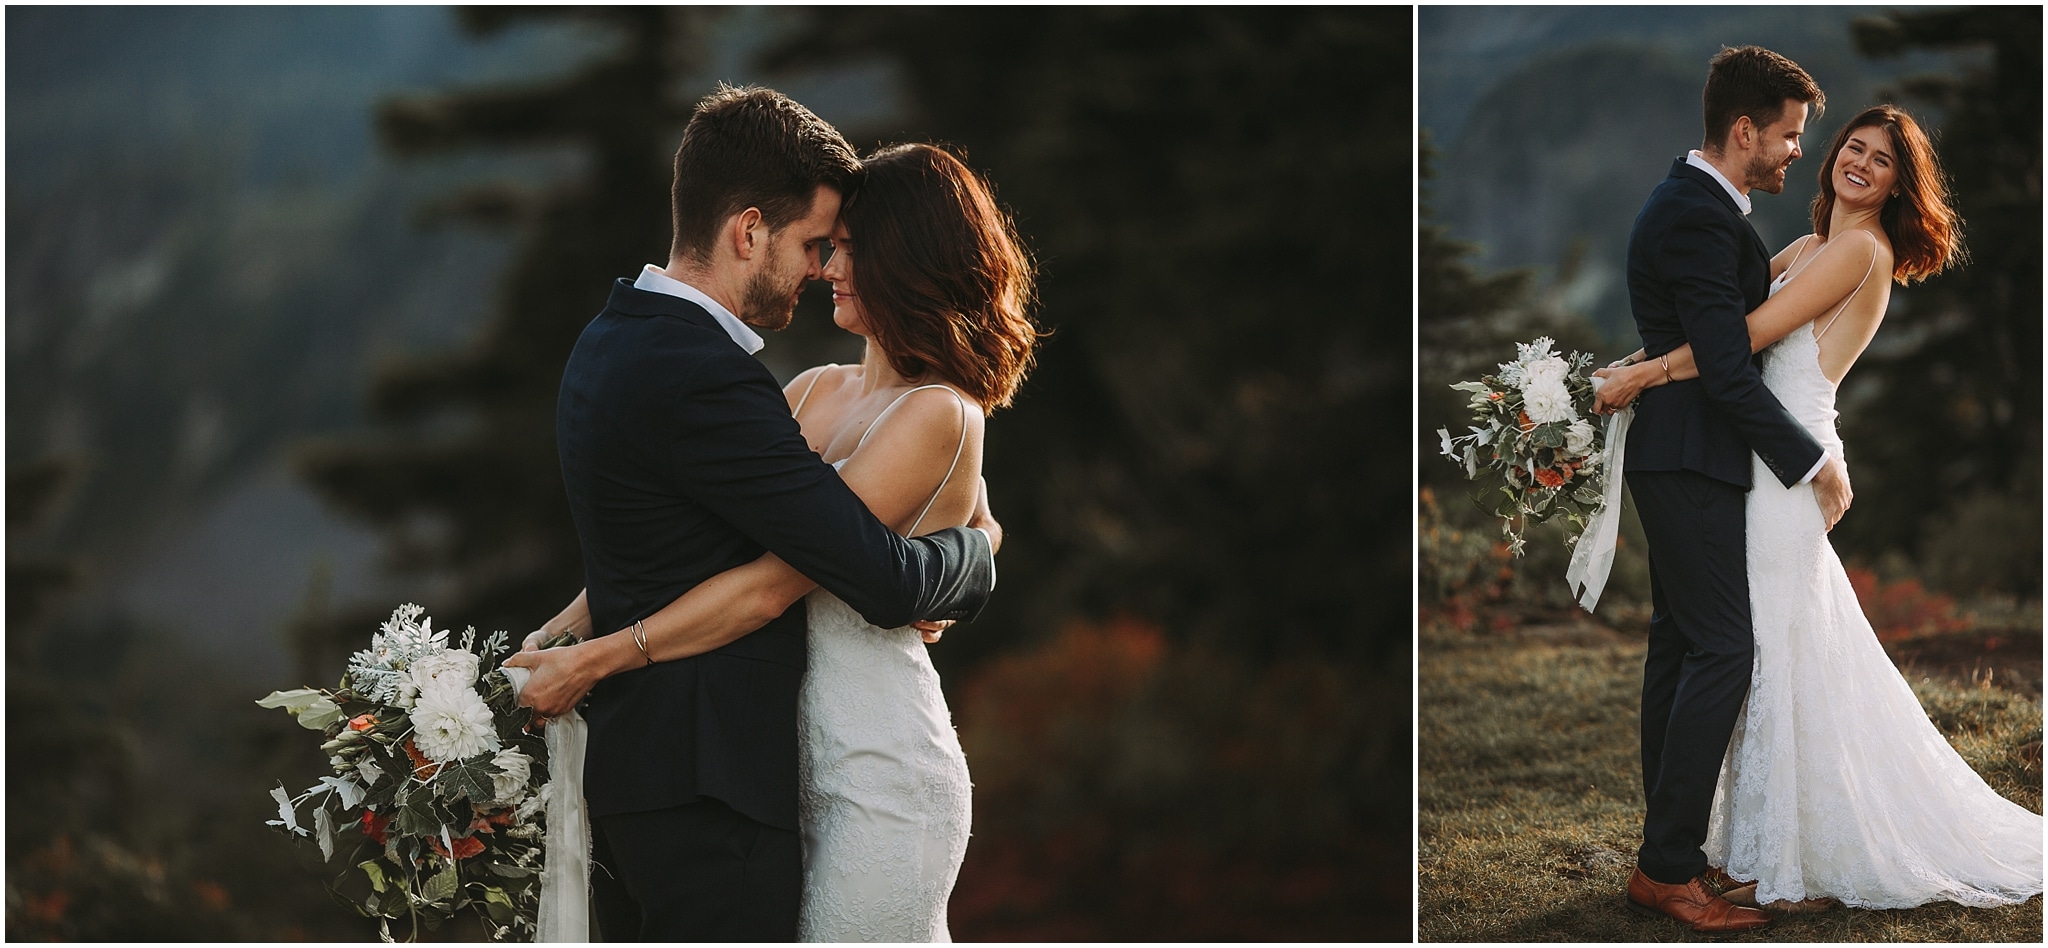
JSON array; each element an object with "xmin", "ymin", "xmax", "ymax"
[
  {"xmin": 1519, "ymin": 356, "xmax": 1569, "ymax": 389},
  {"xmin": 410, "ymin": 648, "xmax": 481, "ymax": 699},
  {"xmin": 1523, "ymin": 379, "xmax": 1577, "ymax": 425},
  {"xmin": 408, "ymin": 688, "xmax": 501, "ymax": 763},
  {"xmin": 1564, "ymin": 420, "xmax": 1597, "ymax": 457},
  {"xmin": 491, "ymin": 748, "xmax": 534, "ymax": 805},
  {"xmin": 515, "ymin": 782, "xmax": 549, "ymax": 823}
]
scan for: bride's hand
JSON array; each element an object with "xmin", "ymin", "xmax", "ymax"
[
  {"xmin": 911, "ymin": 619, "xmax": 953, "ymax": 644},
  {"xmin": 503, "ymin": 644, "xmax": 600, "ymax": 717},
  {"xmin": 1591, "ymin": 362, "xmax": 1658, "ymax": 414}
]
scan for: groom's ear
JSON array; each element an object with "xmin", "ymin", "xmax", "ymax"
[
  {"xmin": 729, "ymin": 207, "xmax": 766, "ymax": 261},
  {"xmin": 1730, "ymin": 115, "xmax": 1757, "ymax": 152}
]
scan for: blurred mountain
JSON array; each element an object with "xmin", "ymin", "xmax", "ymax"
[
  {"xmin": 1420, "ymin": 5, "xmax": 1982, "ymax": 341},
  {"xmin": 5, "ymin": 8, "xmax": 610, "ymax": 678}
]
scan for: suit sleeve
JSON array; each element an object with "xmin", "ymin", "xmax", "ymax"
[
  {"xmin": 1657, "ymin": 206, "xmax": 1827, "ymax": 487},
  {"xmin": 665, "ymin": 352, "xmax": 993, "ymax": 629}
]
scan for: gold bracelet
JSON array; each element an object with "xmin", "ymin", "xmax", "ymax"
[
  {"xmin": 631, "ymin": 619, "xmax": 653, "ymax": 665},
  {"xmin": 1660, "ymin": 354, "xmax": 1673, "ymax": 382}
]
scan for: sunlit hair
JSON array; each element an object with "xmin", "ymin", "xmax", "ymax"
[
  {"xmin": 840, "ymin": 143, "xmax": 1045, "ymax": 413},
  {"xmin": 1810, "ymin": 104, "xmax": 1965, "ymax": 284}
]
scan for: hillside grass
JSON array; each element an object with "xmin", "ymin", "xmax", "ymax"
[{"xmin": 1418, "ymin": 614, "xmax": 2044, "ymax": 943}]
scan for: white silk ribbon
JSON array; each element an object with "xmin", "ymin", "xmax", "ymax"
[
  {"xmin": 1566, "ymin": 378, "xmax": 1632, "ymax": 613},
  {"xmin": 500, "ymin": 665, "xmax": 592, "ymax": 943}
]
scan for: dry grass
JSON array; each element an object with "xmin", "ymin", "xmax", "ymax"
[{"xmin": 1419, "ymin": 615, "xmax": 2044, "ymax": 943}]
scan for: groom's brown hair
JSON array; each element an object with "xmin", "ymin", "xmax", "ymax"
[
  {"xmin": 670, "ymin": 84, "xmax": 861, "ymax": 263},
  {"xmin": 1702, "ymin": 46, "xmax": 1824, "ymax": 154}
]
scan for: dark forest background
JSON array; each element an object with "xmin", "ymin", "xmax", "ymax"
[{"xmin": 8, "ymin": 7, "xmax": 1408, "ymax": 940}]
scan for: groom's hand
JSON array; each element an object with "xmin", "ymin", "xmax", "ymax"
[
  {"xmin": 912, "ymin": 619, "xmax": 953, "ymax": 644},
  {"xmin": 967, "ymin": 477, "xmax": 1002, "ymax": 554},
  {"xmin": 1812, "ymin": 455, "xmax": 1852, "ymax": 531}
]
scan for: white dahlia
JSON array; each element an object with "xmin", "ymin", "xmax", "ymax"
[
  {"xmin": 409, "ymin": 688, "xmax": 501, "ymax": 763},
  {"xmin": 1523, "ymin": 379, "xmax": 1577, "ymax": 425}
]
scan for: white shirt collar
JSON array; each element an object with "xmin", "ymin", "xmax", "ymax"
[
  {"xmin": 1686, "ymin": 150, "xmax": 1752, "ymax": 216},
  {"xmin": 632, "ymin": 265, "xmax": 765, "ymax": 354}
]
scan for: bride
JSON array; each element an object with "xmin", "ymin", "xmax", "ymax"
[
  {"xmin": 508, "ymin": 142, "xmax": 1041, "ymax": 940},
  {"xmin": 1594, "ymin": 104, "xmax": 2043, "ymax": 911}
]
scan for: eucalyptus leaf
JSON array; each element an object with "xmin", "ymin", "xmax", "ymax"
[
  {"xmin": 256, "ymin": 688, "xmax": 325, "ymax": 712},
  {"xmin": 297, "ymin": 696, "xmax": 345, "ymax": 731},
  {"xmin": 315, "ymin": 807, "xmax": 335, "ymax": 861}
]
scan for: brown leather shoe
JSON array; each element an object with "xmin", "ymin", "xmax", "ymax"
[
  {"xmin": 1700, "ymin": 866, "xmax": 1750, "ymax": 894},
  {"xmin": 1626, "ymin": 867, "xmax": 1773, "ymax": 932}
]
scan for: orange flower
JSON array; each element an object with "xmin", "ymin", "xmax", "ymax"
[
  {"xmin": 470, "ymin": 809, "xmax": 515, "ymax": 834},
  {"xmin": 1534, "ymin": 467, "xmax": 1566, "ymax": 489},
  {"xmin": 1517, "ymin": 411, "xmax": 1535, "ymax": 433},
  {"xmin": 361, "ymin": 809, "xmax": 392, "ymax": 845},
  {"xmin": 430, "ymin": 835, "xmax": 486, "ymax": 860},
  {"xmin": 403, "ymin": 738, "xmax": 441, "ymax": 779},
  {"xmin": 347, "ymin": 714, "xmax": 378, "ymax": 732},
  {"xmin": 1488, "ymin": 391, "xmax": 1504, "ymax": 401}
]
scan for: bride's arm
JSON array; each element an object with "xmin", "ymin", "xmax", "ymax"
[
  {"xmin": 1595, "ymin": 231, "xmax": 1879, "ymax": 406},
  {"xmin": 506, "ymin": 388, "xmax": 984, "ymax": 715}
]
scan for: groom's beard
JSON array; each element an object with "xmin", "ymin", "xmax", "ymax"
[
  {"xmin": 739, "ymin": 267, "xmax": 801, "ymax": 332},
  {"xmin": 1747, "ymin": 152, "xmax": 1790, "ymax": 194}
]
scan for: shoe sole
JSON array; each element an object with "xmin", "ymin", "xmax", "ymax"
[{"xmin": 1624, "ymin": 896, "xmax": 1771, "ymax": 932}]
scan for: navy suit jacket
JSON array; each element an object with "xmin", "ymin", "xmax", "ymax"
[
  {"xmin": 557, "ymin": 279, "xmax": 995, "ymax": 830},
  {"xmin": 1623, "ymin": 158, "xmax": 1825, "ymax": 489}
]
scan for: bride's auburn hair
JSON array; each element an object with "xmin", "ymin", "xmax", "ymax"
[
  {"xmin": 1810, "ymin": 104, "xmax": 1965, "ymax": 284},
  {"xmin": 840, "ymin": 143, "xmax": 1044, "ymax": 413}
]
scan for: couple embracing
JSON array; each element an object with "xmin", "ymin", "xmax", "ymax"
[
  {"xmin": 1590, "ymin": 46, "xmax": 2041, "ymax": 930},
  {"xmin": 501, "ymin": 85, "xmax": 1041, "ymax": 941}
]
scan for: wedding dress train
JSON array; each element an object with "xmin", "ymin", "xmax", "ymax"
[{"xmin": 1703, "ymin": 278, "xmax": 2043, "ymax": 908}]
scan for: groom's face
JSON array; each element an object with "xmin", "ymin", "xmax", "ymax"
[
  {"xmin": 1743, "ymin": 99, "xmax": 1809, "ymax": 195},
  {"xmin": 739, "ymin": 185, "xmax": 843, "ymax": 331}
]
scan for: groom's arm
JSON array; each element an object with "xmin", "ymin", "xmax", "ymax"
[
  {"xmin": 665, "ymin": 353, "xmax": 994, "ymax": 630},
  {"xmin": 1657, "ymin": 205, "xmax": 1827, "ymax": 488}
]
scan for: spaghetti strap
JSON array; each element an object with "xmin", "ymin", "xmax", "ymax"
[
  {"xmin": 792, "ymin": 365, "xmax": 834, "ymax": 420},
  {"xmin": 849, "ymin": 384, "xmax": 969, "ymax": 536},
  {"xmin": 1814, "ymin": 241, "xmax": 1879, "ymax": 342},
  {"xmin": 1780, "ymin": 234, "xmax": 1817, "ymax": 276}
]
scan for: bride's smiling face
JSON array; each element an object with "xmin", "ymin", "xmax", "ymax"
[
  {"xmin": 821, "ymin": 220, "xmax": 870, "ymax": 335},
  {"xmin": 1830, "ymin": 125, "xmax": 1898, "ymax": 211}
]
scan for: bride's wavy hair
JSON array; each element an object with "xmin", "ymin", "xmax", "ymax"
[
  {"xmin": 1810, "ymin": 105, "xmax": 1965, "ymax": 284},
  {"xmin": 839, "ymin": 143, "xmax": 1045, "ymax": 413}
]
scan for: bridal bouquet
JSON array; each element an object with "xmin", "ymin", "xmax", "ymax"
[
  {"xmin": 260, "ymin": 604, "xmax": 565, "ymax": 941},
  {"xmin": 1436, "ymin": 337, "xmax": 1609, "ymax": 556}
]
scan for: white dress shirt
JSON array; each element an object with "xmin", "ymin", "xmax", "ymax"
[
  {"xmin": 1683, "ymin": 153, "xmax": 1826, "ymax": 486},
  {"xmin": 1686, "ymin": 150, "xmax": 1752, "ymax": 216},
  {"xmin": 633, "ymin": 265, "xmax": 764, "ymax": 354}
]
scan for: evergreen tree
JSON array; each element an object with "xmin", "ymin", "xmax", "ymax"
[
  {"xmin": 1836, "ymin": 6, "xmax": 2042, "ymax": 594},
  {"xmin": 768, "ymin": 8, "xmax": 1411, "ymax": 665},
  {"xmin": 297, "ymin": 8, "xmax": 718, "ymax": 659}
]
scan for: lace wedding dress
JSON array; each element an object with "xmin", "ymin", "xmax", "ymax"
[
  {"xmin": 1702, "ymin": 272, "xmax": 2044, "ymax": 908},
  {"xmin": 795, "ymin": 382, "xmax": 973, "ymax": 941}
]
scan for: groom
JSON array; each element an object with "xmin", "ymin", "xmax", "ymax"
[
  {"xmin": 546, "ymin": 85, "xmax": 997, "ymax": 941},
  {"xmin": 1597, "ymin": 46, "xmax": 1852, "ymax": 932}
]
